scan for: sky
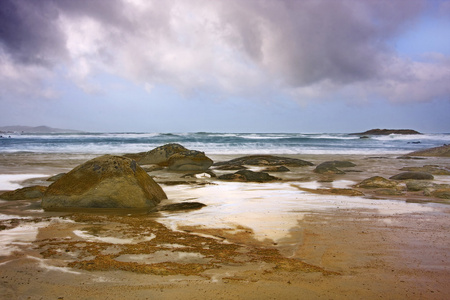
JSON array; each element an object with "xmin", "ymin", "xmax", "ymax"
[{"xmin": 1, "ymin": 0, "xmax": 450, "ymax": 133}]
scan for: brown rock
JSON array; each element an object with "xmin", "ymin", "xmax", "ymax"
[
  {"xmin": 214, "ymin": 155, "xmax": 313, "ymax": 167},
  {"xmin": 355, "ymin": 176, "xmax": 398, "ymax": 189},
  {"xmin": 218, "ymin": 170, "xmax": 279, "ymax": 182},
  {"xmin": 390, "ymin": 172, "xmax": 434, "ymax": 180},
  {"xmin": 400, "ymin": 165, "xmax": 450, "ymax": 175},
  {"xmin": 404, "ymin": 144, "xmax": 450, "ymax": 157},
  {"xmin": 42, "ymin": 155, "xmax": 167, "ymax": 210},
  {"xmin": 124, "ymin": 143, "xmax": 188, "ymax": 165},
  {"xmin": 0, "ymin": 185, "xmax": 47, "ymax": 200},
  {"xmin": 167, "ymin": 150, "xmax": 213, "ymax": 171}
]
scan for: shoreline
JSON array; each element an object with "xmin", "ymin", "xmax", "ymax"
[{"xmin": 1, "ymin": 152, "xmax": 449, "ymax": 299}]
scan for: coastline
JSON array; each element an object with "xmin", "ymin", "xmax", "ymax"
[{"xmin": 1, "ymin": 152, "xmax": 450, "ymax": 299}]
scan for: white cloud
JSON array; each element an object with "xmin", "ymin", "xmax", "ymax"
[{"xmin": 1, "ymin": 0, "xmax": 449, "ymax": 106}]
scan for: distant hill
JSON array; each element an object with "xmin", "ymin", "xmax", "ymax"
[
  {"xmin": 350, "ymin": 129, "xmax": 421, "ymax": 136},
  {"xmin": 0, "ymin": 125, "xmax": 83, "ymax": 134}
]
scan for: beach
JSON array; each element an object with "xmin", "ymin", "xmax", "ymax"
[{"xmin": 1, "ymin": 150, "xmax": 449, "ymax": 299}]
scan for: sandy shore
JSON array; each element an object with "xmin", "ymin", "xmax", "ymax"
[{"xmin": 1, "ymin": 153, "xmax": 449, "ymax": 299}]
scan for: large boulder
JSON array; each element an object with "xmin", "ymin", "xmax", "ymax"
[
  {"xmin": 124, "ymin": 143, "xmax": 188, "ymax": 165},
  {"xmin": 390, "ymin": 172, "xmax": 434, "ymax": 181},
  {"xmin": 214, "ymin": 155, "xmax": 313, "ymax": 167},
  {"xmin": 218, "ymin": 170, "xmax": 279, "ymax": 182},
  {"xmin": 167, "ymin": 150, "xmax": 213, "ymax": 171},
  {"xmin": 0, "ymin": 185, "xmax": 47, "ymax": 200},
  {"xmin": 355, "ymin": 176, "xmax": 398, "ymax": 189},
  {"xmin": 313, "ymin": 161, "xmax": 355, "ymax": 174},
  {"xmin": 42, "ymin": 155, "xmax": 167, "ymax": 210}
]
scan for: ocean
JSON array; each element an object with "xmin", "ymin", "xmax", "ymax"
[{"xmin": 1, "ymin": 132, "xmax": 449, "ymax": 155}]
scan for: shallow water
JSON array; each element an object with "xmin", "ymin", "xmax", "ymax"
[{"xmin": 159, "ymin": 181, "xmax": 439, "ymax": 244}]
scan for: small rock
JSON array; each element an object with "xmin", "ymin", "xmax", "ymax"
[
  {"xmin": 390, "ymin": 172, "xmax": 434, "ymax": 180},
  {"xmin": 262, "ymin": 166, "xmax": 290, "ymax": 172},
  {"xmin": 314, "ymin": 161, "xmax": 355, "ymax": 175},
  {"xmin": 214, "ymin": 155, "xmax": 313, "ymax": 167},
  {"xmin": 218, "ymin": 170, "xmax": 279, "ymax": 182},
  {"xmin": 159, "ymin": 202, "xmax": 206, "ymax": 211},
  {"xmin": 355, "ymin": 176, "xmax": 398, "ymax": 189}
]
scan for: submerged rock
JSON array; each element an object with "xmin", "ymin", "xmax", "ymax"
[
  {"xmin": 218, "ymin": 170, "xmax": 279, "ymax": 182},
  {"xmin": 214, "ymin": 155, "xmax": 313, "ymax": 167},
  {"xmin": 262, "ymin": 166, "xmax": 290, "ymax": 172},
  {"xmin": 0, "ymin": 185, "xmax": 47, "ymax": 200},
  {"xmin": 390, "ymin": 172, "xmax": 434, "ymax": 181},
  {"xmin": 42, "ymin": 155, "xmax": 167, "ymax": 210},
  {"xmin": 167, "ymin": 150, "xmax": 213, "ymax": 171},
  {"xmin": 159, "ymin": 202, "xmax": 206, "ymax": 211},
  {"xmin": 292, "ymin": 185, "xmax": 364, "ymax": 196}
]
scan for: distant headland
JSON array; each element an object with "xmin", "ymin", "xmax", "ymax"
[
  {"xmin": 350, "ymin": 129, "xmax": 421, "ymax": 136},
  {"xmin": 0, "ymin": 125, "xmax": 82, "ymax": 134}
]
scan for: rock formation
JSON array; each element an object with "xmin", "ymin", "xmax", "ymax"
[
  {"xmin": 351, "ymin": 129, "xmax": 421, "ymax": 135},
  {"xmin": 42, "ymin": 155, "xmax": 167, "ymax": 210},
  {"xmin": 124, "ymin": 143, "xmax": 188, "ymax": 165},
  {"xmin": 404, "ymin": 144, "xmax": 450, "ymax": 157},
  {"xmin": 167, "ymin": 150, "xmax": 213, "ymax": 171}
]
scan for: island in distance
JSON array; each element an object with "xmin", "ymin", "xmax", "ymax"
[
  {"xmin": 350, "ymin": 128, "xmax": 421, "ymax": 136},
  {"xmin": 0, "ymin": 125, "xmax": 82, "ymax": 134}
]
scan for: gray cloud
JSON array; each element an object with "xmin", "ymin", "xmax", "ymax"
[{"xmin": 1, "ymin": 0, "xmax": 448, "ymax": 104}]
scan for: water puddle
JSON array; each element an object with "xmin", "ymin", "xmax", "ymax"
[{"xmin": 115, "ymin": 251, "xmax": 209, "ymax": 264}]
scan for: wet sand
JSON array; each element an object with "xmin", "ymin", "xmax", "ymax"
[{"xmin": 1, "ymin": 153, "xmax": 449, "ymax": 299}]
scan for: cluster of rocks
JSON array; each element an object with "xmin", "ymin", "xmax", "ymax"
[{"xmin": 1, "ymin": 143, "xmax": 449, "ymax": 212}]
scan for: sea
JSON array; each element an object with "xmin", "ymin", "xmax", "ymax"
[{"xmin": 1, "ymin": 132, "xmax": 449, "ymax": 155}]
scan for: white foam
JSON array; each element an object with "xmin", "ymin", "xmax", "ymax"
[
  {"xmin": 161, "ymin": 181, "xmax": 437, "ymax": 243},
  {"xmin": 26, "ymin": 256, "xmax": 81, "ymax": 274},
  {"xmin": 0, "ymin": 174, "xmax": 49, "ymax": 190},
  {"xmin": 0, "ymin": 222, "xmax": 49, "ymax": 256},
  {"xmin": 73, "ymin": 230, "xmax": 156, "ymax": 244},
  {"xmin": 0, "ymin": 217, "xmax": 77, "ymax": 257}
]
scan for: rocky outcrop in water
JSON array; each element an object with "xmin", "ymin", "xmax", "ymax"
[
  {"xmin": 42, "ymin": 155, "xmax": 167, "ymax": 210},
  {"xmin": 351, "ymin": 129, "xmax": 421, "ymax": 135}
]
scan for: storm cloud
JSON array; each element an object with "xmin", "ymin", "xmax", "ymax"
[{"xmin": 1, "ymin": 0, "xmax": 449, "ymax": 103}]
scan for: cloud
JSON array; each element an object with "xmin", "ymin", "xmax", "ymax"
[{"xmin": 1, "ymin": 0, "xmax": 449, "ymax": 104}]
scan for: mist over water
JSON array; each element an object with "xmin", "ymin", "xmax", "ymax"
[{"xmin": 1, "ymin": 132, "xmax": 448, "ymax": 155}]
